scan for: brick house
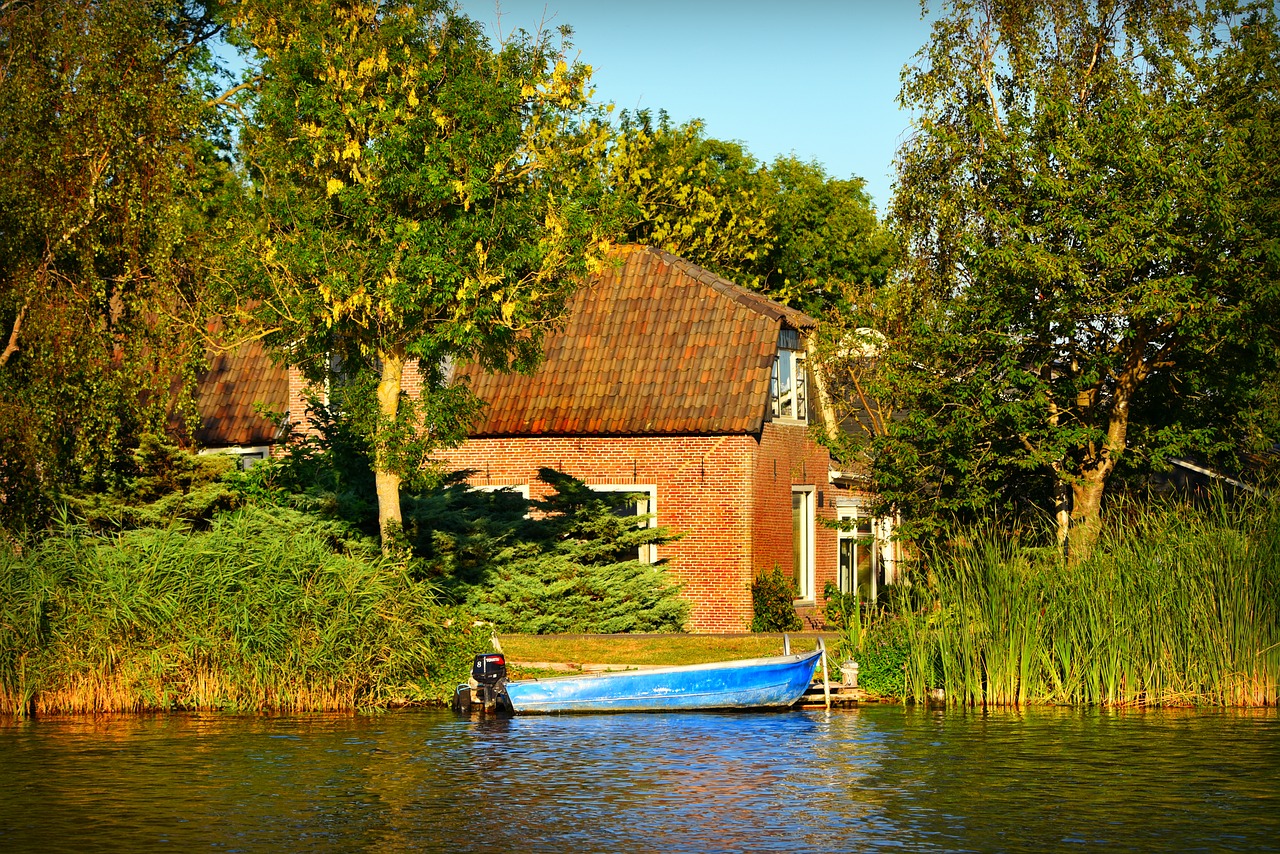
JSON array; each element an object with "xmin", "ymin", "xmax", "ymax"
[
  {"xmin": 439, "ymin": 245, "xmax": 894, "ymax": 632},
  {"xmin": 194, "ymin": 246, "xmax": 896, "ymax": 632}
]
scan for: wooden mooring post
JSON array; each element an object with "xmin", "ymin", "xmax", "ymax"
[{"xmin": 817, "ymin": 638, "xmax": 831, "ymax": 709}]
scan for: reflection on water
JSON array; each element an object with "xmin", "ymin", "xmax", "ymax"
[{"xmin": 1, "ymin": 706, "xmax": 1277, "ymax": 852}]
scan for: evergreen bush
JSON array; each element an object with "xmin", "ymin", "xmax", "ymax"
[{"xmin": 409, "ymin": 469, "xmax": 689, "ymax": 634}]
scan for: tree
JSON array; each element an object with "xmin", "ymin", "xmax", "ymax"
[
  {"xmin": 607, "ymin": 111, "xmax": 894, "ymax": 315},
  {"xmin": 760, "ymin": 155, "xmax": 897, "ymax": 316},
  {"xmin": 228, "ymin": 0, "xmax": 615, "ymax": 548},
  {"xmin": 885, "ymin": 0, "xmax": 1280, "ymax": 555},
  {"xmin": 0, "ymin": 0, "xmax": 231, "ymax": 531},
  {"xmin": 607, "ymin": 110, "xmax": 775, "ymax": 290}
]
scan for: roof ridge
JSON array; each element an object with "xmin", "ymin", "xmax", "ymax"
[{"xmin": 635, "ymin": 245, "xmax": 817, "ymax": 330}]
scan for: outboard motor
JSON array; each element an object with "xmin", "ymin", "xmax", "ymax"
[{"xmin": 452, "ymin": 652, "xmax": 510, "ymax": 715}]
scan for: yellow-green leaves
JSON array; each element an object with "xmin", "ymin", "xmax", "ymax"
[{"xmin": 234, "ymin": 0, "xmax": 616, "ymax": 540}]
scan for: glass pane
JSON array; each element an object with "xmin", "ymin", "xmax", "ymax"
[
  {"xmin": 856, "ymin": 519, "xmax": 874, "ymax": 600},
  {"xmin": 779, "ymin": 353, "xmax": 794, "ymax": 418},
  {"xmin": 792, "ymin": 492, "xmax": 803, "ymax": 595},
  {"xmin": 771, "ymin": 357, "xmax": 781, "ymax": 417},
  {"xmin": 838, "ymin": 535, "xmax": 855, "ymax": 594},
  {"xmin": 795, "ymin": 359, "xmax": 807, "ymax": 421}
]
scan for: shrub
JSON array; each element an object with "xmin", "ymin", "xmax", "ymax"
[
  {"xmin": 853, "ymin": 615, "xmax": 912, "ymax": 698},
  {"xmin": 412, "ymin": 469, "xmax": 689, "ymax": 634},
  {"xmin": 750, "ymin": 566, "xmax": 801, "ymax": 632}
]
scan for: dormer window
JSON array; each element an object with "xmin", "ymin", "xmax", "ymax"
[{"xmin": 771, "ymin": 328, "xmax": 807, "ymax": 423}]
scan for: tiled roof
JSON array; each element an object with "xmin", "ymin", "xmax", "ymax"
[
  {"xmin": 192, "ymin": 341, "xmax": 288, "ymax": 447},
  {"xmin": 457, "ymin": 245, "xmax": 818, "ymax": 437}
]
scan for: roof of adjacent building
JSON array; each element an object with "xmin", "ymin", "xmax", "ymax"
[
  {"xmin": 457, "ymin": 245, "xmax": 817, "ymax": 437},
  {"xmin": 192, "ymin": 341, "xmax": 288, "ymax": 447}
]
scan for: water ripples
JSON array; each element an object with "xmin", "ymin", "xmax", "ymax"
[{"xmin": 2, "ymin": 706, "xmax": 1277, "ymax": 852}]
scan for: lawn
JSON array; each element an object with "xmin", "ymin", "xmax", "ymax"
[{"xmin": 495, "ymin": 633, "xmax": 835, "ymax": 668}]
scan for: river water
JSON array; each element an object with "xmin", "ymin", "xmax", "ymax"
[{"xmin": 2, "ymin": 705, "xmax": 1277, "ymax": 852}]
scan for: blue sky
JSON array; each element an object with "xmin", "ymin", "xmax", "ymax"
[{"xmin": 456, "ymin": 0, "xmax": 937, "ymax": 213}]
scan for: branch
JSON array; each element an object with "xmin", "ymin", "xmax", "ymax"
[
  {"xmin": 160, "ymin": 19, "xmax": 224, "ymax": 68},
  {"xmin": 0, "ymin": 302, "xmax": 27, "ymax": 367},
  {"xmin": 206, "ymin": 76, "xmax": 264, "ymax": 110},
  {"xmin": 976, "ymin": 9, "xmax": 1004, "ymax": 136}
]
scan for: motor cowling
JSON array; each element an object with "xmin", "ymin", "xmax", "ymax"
[{"xmin": 471, "ymin": 653, "xmax": 507, "ymax": 686}]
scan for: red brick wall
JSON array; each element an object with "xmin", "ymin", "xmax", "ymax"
[
  {"xmin": 442, "ymin": 434, "xmax": 759, "ymax": 632},
  {"xmin": 442, "ymin": 425, "xmax": 838, "ymax": 633},
  {"xmin": 752, "ymin": 422, "xmax": 840, "ymax": 628}
]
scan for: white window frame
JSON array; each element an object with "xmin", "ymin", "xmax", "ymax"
[
  {"xmin": 836, "ymin": 503, "xmax": 877, "ymax": 601},
  {"xmin": 198, "ymin": 446, "xmax": 271, "ymax": 471},
  {"xmin": 835, "ymin": 500, "xmax": 897, "ymax": 600},
  {"xmin": 771, "ymin": 348, "xmax": 808, "ymax": 423},
  {"xmin": 589, "ymin": 484, "xmax": 658, "ymax": 564},
  {"xmin": 792, "ymin": 486, "xmax": 816, "ymax": 602},
  {"xmin": 471, "ymin": 483, "xmax": 530, "ymax": 499}
]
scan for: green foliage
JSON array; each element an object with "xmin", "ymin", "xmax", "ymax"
[
  {"xmin": 67, "ymin": 434, "xmax": 241, "ymax": 531},
  {"xmin": 847, "ymin": 615, "xmax": 912, "ymax": 699},
  {"xmin": 408, "ymin": 469, "xmax": 688, "ymax": 634},
  {"xmin": 0, "ymin": 0, "xmax": 234, "ymax": 531},
  {"xmin": 609, "ymin": 111, "xmax": 775, "ymax": 290},
  {"xmin": 750, "ymin": 566, "xmax": 802, "ymax": 633},
  {"xmin": 228, "ymin": 0, "xmax": 618, "ymax": 541},
  {"xmin": 0, "ymin": 505, "xmax": 489, "ymax": 714},
  {"xmin": 887, "ymin": 493, "xmax": 1280, "ymax": 707},
  {"xmin": 883, "ymin": 0, "xmax": 1280, "ymax": 551},
  {"xmin": 608, "ymin": 110, "xmax": 895, "ymax": 315},
  {"xmin": 822, "ymin": 581, "xmax": 855, "ymax": 629}
]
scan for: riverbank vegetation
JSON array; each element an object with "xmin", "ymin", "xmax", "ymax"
[
  {"xmin": 838, "ymin": 493, "xmax": 1280, "ymax": 708},
  {"xmin": 0, "ymin": 434, "xmax": 690, "ymax": 715},
  {"xmin": 0, "ymin": 506, "xmax": 491, "ymax": 716}
]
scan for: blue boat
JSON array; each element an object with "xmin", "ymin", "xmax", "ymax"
[{"xmin": 500, "ymin": 649, "xmax": 824, "ymax": 714}]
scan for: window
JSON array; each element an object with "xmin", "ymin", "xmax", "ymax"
[
  {"xmin": 771, "ymin": 330, "xmax": 808, "ymax": 423},
  {"xmin": 834, "ymin": 501, "xmax": 885, "ymax": 601},
  {"xmin": 792, "ymin": 486, "xmax": 815, "ymax": 601},
  {"xmin": 199, "ymin": 446, "xmax": 271, "ymax": 471},
  {"xmin": 589, "ymin": 485, "xmax": 658, "ymax": 564},
  {"xmin": 469, "ymin": 483, "xmax": 531, "ymax": 519},
  {"xmin": 472, "ymin": 484, "xmax": 530, "ymax": 499}
]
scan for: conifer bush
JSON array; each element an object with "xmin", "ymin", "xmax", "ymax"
[{"xmin": 407, "ymin": 469, "xmax": 689, "ymax": 634}]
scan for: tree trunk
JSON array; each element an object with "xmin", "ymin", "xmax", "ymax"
[
  {"xmin": 1065, "ymin": 355, "xmax": 1144, "ymax": 563},
  {"xmin": 806, "ymin": 336, "xmax": 841, "ymax": 445},
  {"xmin": 1054, "ymin": 478, "xmax": 1071, "ymax": 558},
  {"xmin": 1068, "ymin": 475, "xmax": 1105, "ymax": 561},
  {"xmin": 375, "ymin": 344, "xmax": 405, "ymax": 551}
]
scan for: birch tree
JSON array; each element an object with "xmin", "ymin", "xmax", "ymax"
[{"xmin": 886, "ymin": 0, "xmax": 1280, "ymax": 555}]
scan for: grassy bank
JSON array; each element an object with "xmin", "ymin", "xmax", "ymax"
[
  {"xmin": 849, "ymin": 493, "xmax": 1280, "ymax": 708},
  {"xmin": 0, "ymin": 507, "xmax": 489, "ymax": 715},
  {"xmin": 497, "ymin": 632, "xmax": 825, "ymax": 668}
]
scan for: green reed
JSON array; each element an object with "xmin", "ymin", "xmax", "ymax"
[
  {"xmin": 0, "ymin": 507, "xmax": 488, "ymax": 716},
  {"xmin": 889, "ymin": 493, "xmax": 1280, "ymax": 707}
]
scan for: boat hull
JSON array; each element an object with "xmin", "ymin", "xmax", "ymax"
[{"xmin": 501, "ymin": 650, "xmax": 823, "ymax": 714}]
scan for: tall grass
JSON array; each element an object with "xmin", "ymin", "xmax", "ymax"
[
  {"xmin": 890, "ymin": 493, "xmax": 1280, "ymax": 707},
  {"xmin": 0, "ymin": 507, "xmax": 488, "ymax": 716}
]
